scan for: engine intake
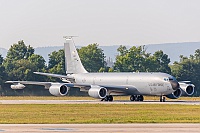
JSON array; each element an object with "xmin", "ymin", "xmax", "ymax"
[
  {"xmin": 88, "ymin": 85, "xmax": 107, "ymax": 99},
  {"xmin": 49, "ymin": 84, "xmax": 69, "ymax": 96},
  {"xmin": 166, "ymin": 88, "xmax": 182, "ymax": 99},
  {"xmin": 179, "ymin": 83, "xmax": 195, "ymax": 96}
]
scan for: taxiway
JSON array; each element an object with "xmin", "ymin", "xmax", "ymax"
[
  {"xmin": 0, "ymin": 100, "xmax": 199, "ymax": 105},
  {"xmin": 0, "ymin": 124, "xmax": 199, "ymax": 133}
]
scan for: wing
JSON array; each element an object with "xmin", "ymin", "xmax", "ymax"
[
  {"xmin": 6, "ymin": 81, "xmax": 53, "ymax": 89},
  {"xmin": 6, "ymin": 81, "xmax": 75, "ymax": 89}
]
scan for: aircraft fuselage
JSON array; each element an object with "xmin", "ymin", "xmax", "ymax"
[{"xmin": 72, "ymin": 72, "xmax": 175, "ymax": 96}]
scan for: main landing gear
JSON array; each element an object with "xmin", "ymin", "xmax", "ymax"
[
  {"xmin": 160, "ymin": 96, "xmax": 166, "ymax": 102},
  {"xmin": 101, "ymin": 95, "xmax": 113, "ymax": 101},
  {"xmin": 130, "ymin": 95, "xmax": 144, "ymax": 101}
]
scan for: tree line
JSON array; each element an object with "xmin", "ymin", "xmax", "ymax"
[{"xmin": 0, "ymin": 40, "xmax": 199, "ymax": 96}]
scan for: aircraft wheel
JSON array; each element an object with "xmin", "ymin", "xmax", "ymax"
[
  {"xmin": 160, "ymin": 96, "xmax": 162, "ymax": 102},
  {"xmin": 130, "ymin": 95, "xmax": 135, "ymax": 101},
  {"xmin": 104, "ymin": 96, "xmax": 109, "ymax": 101},
  {"xmin": 160, "ymin": 96, "xmax": 166, "ymax": 102},
  {"xmin": 108, "ymin": 95, "xmax": 113, "ymax": 101},
  {"xmin": 138, "ymin": 95, "xmax": 144, "ymax": 101},
  {"xmin": 163, "ymin": 97, "xmax": 166, "ymax": 102}
]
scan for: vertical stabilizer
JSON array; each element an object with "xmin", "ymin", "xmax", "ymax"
[{"xmin": 64, "ymin": 36, "xmax": 88, "ymax": 74}]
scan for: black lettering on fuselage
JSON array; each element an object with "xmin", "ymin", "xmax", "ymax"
[{"xmin": 148, "ymin": 83, "xmax": 164, "ymax": 87}]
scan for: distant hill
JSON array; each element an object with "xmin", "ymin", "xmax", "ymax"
[{"xmin": 1, "ymin": 42, "xmax": 200, "ymax": 64}]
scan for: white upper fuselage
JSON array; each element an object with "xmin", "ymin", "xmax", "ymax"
[{"xmin": 71, "ymin": 72, "xmax": 175, "ymax": 96}]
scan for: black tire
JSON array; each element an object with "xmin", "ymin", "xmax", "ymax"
[
  {"xmin": 138, "ymin": 95, "xmax": 144, "ymax": 101},
  {"xmin": 130, "ymin": 95, "xmax": 135, "ymax": 101},
  {"xmin": 108, "ymin": 95, "xmax": 113, "ymax": 101},
  {"xmin": 163, "ymin": 97, "xmax": 166, "ymax": 102},
  {"xmin": 104, "ymin": 96, "xmax": 109, "ymax": 101},
  {"xmin": 160, "ymin": 96, "xmax": 163, "ymax": 102},
  {"xmin": 160, "ymin": 96, "xmax": 166, "ymax": 102}
]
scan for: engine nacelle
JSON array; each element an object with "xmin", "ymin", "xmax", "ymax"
[
  {"xmin": 166, "ymin": 88, "xmax": 182, "ymax": 99},
  {"xmin": 88, "ymin": 85, "xmax": 107, "ymax": 99},
  {"xmin": 11, "ymin": 83, "xmax": 25, "ymax": 89},
  {"xmin": 179, "ymin": 83, "xmax": 195, "ymax": 96},
  {"xmin": 49, "ymin": 84, "xmax": 69, "ymax": 96}
]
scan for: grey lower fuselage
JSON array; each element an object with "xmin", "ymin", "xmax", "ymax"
[{"xmin": 71, "ymin": 72, "xmax": 174, "ymax": 96}]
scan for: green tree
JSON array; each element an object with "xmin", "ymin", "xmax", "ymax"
[
  {"xmin": 194, "ymin": 49, "xmax": 200, "ymax": 62},
  {"xmin": 151, "ymin": 50, "xmax": 171, "ymax": 73},
  {"xmin": 115, "ymin": 45, "xmax": 150, "ymax": 72},
  {"xmin": 48, "ymin": 49, "xmax": 65, "ymax": 75},
  {"xmin": 114, "ymin": 45, "xmax": 171, "ymax": 73},
  {"xmin": 78, "ymin": 43, "xmax": 106, "ymax": 72},
  {"xmin": 0, "ymin": 54, "xmax": 5, "ymax": 85},
  {"xmin": 4, "ymin": 41, "xmax": 46, "ymax": 81},
  {"xmin": 6, "ymin": 40, "xmax": 34, "ymax": 60},
  {"xmin": 0, "ymin": 54, "xmax": 3, "ymax": 65},
  {"xmin": 171, "ymin": 49, "xmax": 200, "ymax": 96},
  {"xmin": 29, "ymin": 54, "xmax": 46, "ymax": 70}
]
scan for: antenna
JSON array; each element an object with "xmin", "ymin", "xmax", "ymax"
[{"xmin": 63, "ymin": 36, "xmax": 78, "ymax": 40}]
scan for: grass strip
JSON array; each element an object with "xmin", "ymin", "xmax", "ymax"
[{"xmin": 0, "ymin": 104, "xmax": 199, "ymax": 124}]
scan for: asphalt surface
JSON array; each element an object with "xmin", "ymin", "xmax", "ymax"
[
  {"xmin": 0, "ymin": 124, "xmax": 199, "ymax": 133},
  {"xmin": 0, "ymin": 100, "xmax": 200, "ymax": 105}
]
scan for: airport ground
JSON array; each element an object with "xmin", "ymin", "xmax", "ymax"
[
  {"xmin": 0, "ymin": 95, "xmax": 200, "ymax": 101},
  {"xmin": 0, "ymin": 96, "xmax": 200, "ymax": 123},
  {"xmin": 0, "ymin": 124, "xmax": 200, "ymax": 133},
  {"xmin": 0, "ymin": 96, "xmax": 199, "ymax": 132}
]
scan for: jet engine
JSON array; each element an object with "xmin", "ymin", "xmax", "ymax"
[
  {"xmin": 88, "ymin": 85, "xmax": 107, "ymax": 99},
  {"xmin": 166, "ymin": 88, "xmax": 182, "ymax": 99},
  {"xmin": 179, "ymin": 82, "xmax": 195, "ymax": 96},
  {"xmin": 11, "ymin": 83, "xmax": 25, "ymax": 89},
  {"xmin": 49, "ymin": 84, "xmax": 69, "ymax": 96}
]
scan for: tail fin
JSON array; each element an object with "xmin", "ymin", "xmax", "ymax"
[{"xmin": 64, "ymin": 36, "xmax": 88, "ymax": 74}]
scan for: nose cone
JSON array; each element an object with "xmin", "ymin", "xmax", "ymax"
[{"xmin": 169, "ymin": 80, "xmax": 180, "ymax": 90}]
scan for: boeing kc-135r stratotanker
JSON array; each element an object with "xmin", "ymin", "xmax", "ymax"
[{"xmin": 6, "ymin": 36, "xmax": 195, "ymax": 102}]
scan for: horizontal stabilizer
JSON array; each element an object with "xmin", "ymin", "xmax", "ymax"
[{"xmin": 34, "ymin": 72, "xmax": 68, "ymax": 78}]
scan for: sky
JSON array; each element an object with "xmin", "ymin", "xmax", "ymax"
[{"xmin": 0, "ymin": 0, "xmax": 200, "ymax": 49}]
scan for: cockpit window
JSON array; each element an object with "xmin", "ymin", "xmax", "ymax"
[
  {"xmin": 164, "ymin": 78, "xmax": 169, "ymax": 81},
  {"xmin": 164, "ymin": 77, "xmax": 176, "ymax": 81}
]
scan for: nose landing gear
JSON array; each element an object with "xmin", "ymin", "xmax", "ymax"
[{"xmin": 160, "ymin": 96, "xmax": 166, "ymax": 102}]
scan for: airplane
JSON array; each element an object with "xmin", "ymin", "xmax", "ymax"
[{"xmin": 6, "ymin": 36, "xmax": 195, "ymax": 102}]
